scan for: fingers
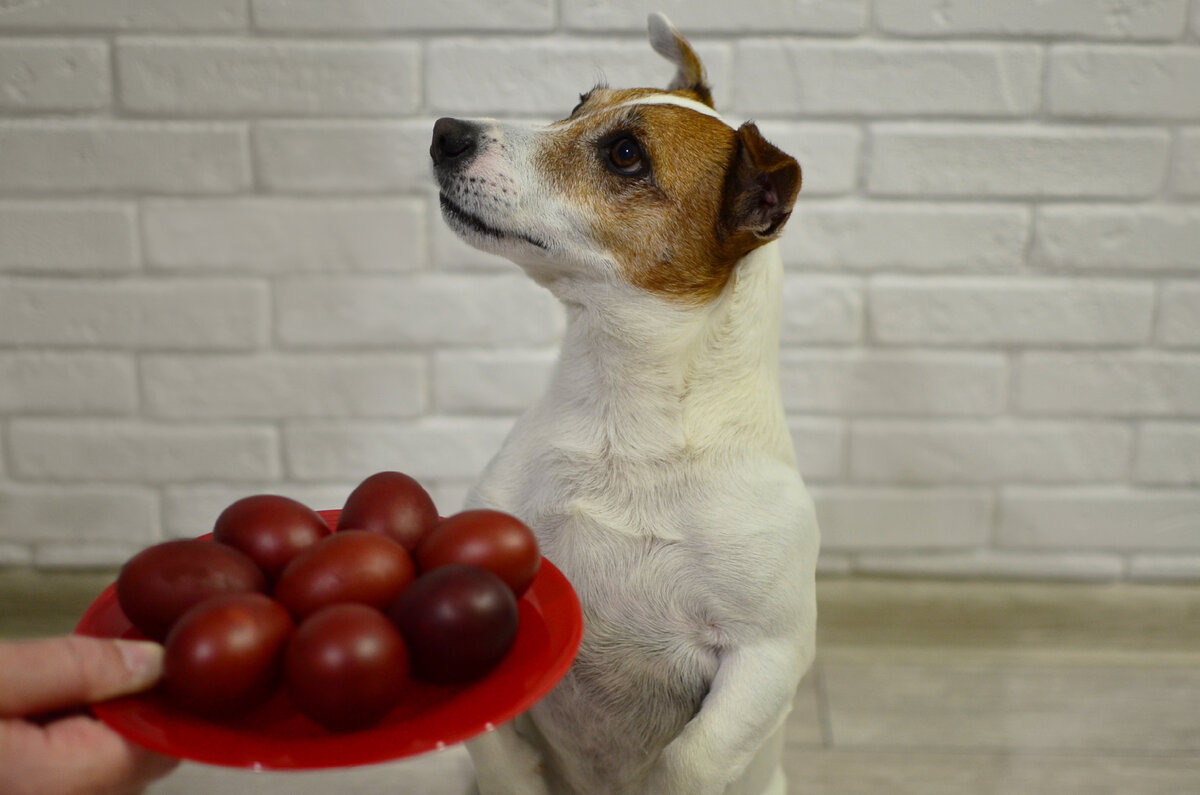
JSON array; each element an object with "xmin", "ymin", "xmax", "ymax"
[
  {"xmin": 0, "ymin": 636, "xmax": 164, "ymax": 718},
  {"xmin": 0, "ymin": 714, "xmax": 178, "ymax": 795}
]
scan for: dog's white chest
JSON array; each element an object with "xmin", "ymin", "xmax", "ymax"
[{"xmin": 475, "ymin": 442, "xmax": 813, "ymax": 791}]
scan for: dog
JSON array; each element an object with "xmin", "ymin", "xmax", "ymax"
[{"xmin": 430, "ymin": 13, "xmax": 818, "ymax": 795}]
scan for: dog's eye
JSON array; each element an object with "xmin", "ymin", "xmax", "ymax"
[{"xmin": 606, "ymin": 136, "xmax": 646, "ymax": 176}]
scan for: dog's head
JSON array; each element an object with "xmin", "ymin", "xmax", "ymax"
[{"xmin": 432, "ymin": 13, "xmax": 801, "ymax": 305}]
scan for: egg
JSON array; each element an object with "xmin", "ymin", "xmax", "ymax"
[
  {"xmin": 273, "ymin": 530, "xmax": 416, "ymax": 620},
  {"xmin": 162, "ymin": 593, "xmax": 293, "ymax": 719},
  {"xmin": 338, "ymin": 471, "xmax": 439, "ymax": 551},
  {"xmin": 213, "ymin": 494, "xmax": 331, "ymax": 583},
  {"xmin": 416, "ymin": 510, "xmax": 540, "ymax": 597},
  {"xmin": 116, "ymin": 539, "xmax": 266, "ymax": 642},
  {"xmin": 285, "ymin": 603, "xmax": 409, "ymax": 732},
  {"xmin": 390, "ymin": 564, "xmax": 518, "ymax": 684}
]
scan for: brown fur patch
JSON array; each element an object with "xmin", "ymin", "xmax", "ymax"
[{"xmin": 536, "ymin": 90, "xmax": 797, "ymax": 304}]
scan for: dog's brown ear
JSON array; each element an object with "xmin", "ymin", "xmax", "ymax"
[
  {"xmin": 722, "ymin": 122, "xmax": 802, "ymax": 240},
  {"xmin": 648, "ymin": 13, "xmax": 714, "ymax": 108}
]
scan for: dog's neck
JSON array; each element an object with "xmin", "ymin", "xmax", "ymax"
[{"xmin": 537, "ymin": 240, "xmax": 795, "ymax": 469}]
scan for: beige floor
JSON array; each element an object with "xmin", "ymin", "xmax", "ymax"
[{"xmin": 3, "ymin": 571, "xmax": 1199, "ymax": 794}]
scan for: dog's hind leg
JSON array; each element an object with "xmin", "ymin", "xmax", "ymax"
[{"xmin": 466, "ymin": 715, "xmax": 554, "ymax": 795}]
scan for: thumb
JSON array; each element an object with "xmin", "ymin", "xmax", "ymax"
[{"xmin": 0, "ymin": 636, "xmax": 163, "ymax": 718}]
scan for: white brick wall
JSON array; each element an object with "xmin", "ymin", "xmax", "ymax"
[
  {"xmin": 0, "ymin": 40, "xmax": 111, "ymax": 112},
  {"xmin": 0, "ymin": 0, "xmax": 1197, "ymax": 581}
]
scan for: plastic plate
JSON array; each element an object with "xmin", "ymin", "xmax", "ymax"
[{"xmin": 73, "ymin": 510, "xmax": 582, "ymax": 769}]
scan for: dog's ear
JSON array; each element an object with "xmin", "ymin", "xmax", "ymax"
[
  {"xmin": 647, "ymin": 13, "xmax": 714, "ymax": 108},
  {"xmin": 722, "ymin": 122, "xmax": 803, "ymax": 241}
]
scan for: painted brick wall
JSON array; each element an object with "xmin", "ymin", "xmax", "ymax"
[{"xmin": 0, "ymin": 0, "xmax": 1197, "ymax": 581}]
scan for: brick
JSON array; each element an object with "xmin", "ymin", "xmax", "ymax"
[
  {"xmin": 433, "ymin": 349, "xmax": 555, "ymax": 413},
  {"xmin": 164, "ymin": 484, "xmax": 353, "ymax": 538},
  {"xmin": 143, "ymin": 353, "xmax": 425, "ymax": 419},
  {"xmin": 855, "ymin": 551, "xmax": 1125, "ymax": 581},
  {"xmin": 754, "ymin": 123, "xmax": 861, "ymax": 197},
  {"xmin": 1129, "ymin": 555, "xmax": 1200, "ymax": 581},
  {"xmin": 427, "ymin": 39, "xmax": 732, "ymax": 116},
  {"xmin": 0, "ymin": 277, "xmax": 267, "ymax": 350},
  {"xmin": 1018, "ymin": 352, "xmax": 1200, "ymax": 417},
  {"xmin": 0, "ymin": 352, "xmax": 136, "ymax": 414},
  {"xmin": 998, "ymin": 487, "xmax": 1200, "ymax": 551},
  {"xmin": 428, "ymin": 481, "xmax": 473, "ymax": 516},
  {"xmin": 869, "ymin": 277, "xmax": 1155, "ymax": 346},
  {"xmin": 734, "ymin": 42, "xmax": 1041, "ymax": 117},
  {"xmin": 0, "ymin": 121, "xmax": 249, "ymax": 194},
  {"xmin": 254, "ymin": 120, "xmax": 435, "ymax": 193},
  {"xmin": 118, "ymin": 39, "xmax": 420, "ymax": 117},
  {"xmin": 782, "ymin": 202, "xmax": 1030, "ymax": 272},
  {"xmin": 781, "ymin": 275, "xmax": 864, "ymax": 345},
  {"xmin": 275, "ymin": 274, "xmax": 564, "ymax": 348},
  {"xmin": 0, "ymin": 544, "xmax": 33, "ymax": 567},
  {"xmin": 0, "ymin": 484, "xmax": 158, "ymax": 544},
  {"xmin": 1174, "ymin": 129, "xmax": 1200, "ymax": 196},
  {"xmin": 1033, "ymin": 206, "xmax": 1200, "ymax": 272},
  {"xmin": 253, "ymin": 0, "xmax": 553, "ymax": 31},
  {"xmin": 10, "ymin": 420, "xmax": 280, "ymax": 483},
  {"xmin": 1048, "ymin": 46, "xmax": 1200, "ymax": 120},
  {"xmin": 810, "ymin": 486, "xmax": 993, "ymax": 550},
  {"xmin": 789, "ymin": 417, "xmax": 846, "ymax": 482},
  {"xmin": 0, "ymin": 202, "xmax": 137, "ymax": 273},
  {"xmin": 0, "ymin": 39, "xmax": 110, "ymax": 112},
  {"xmin": 0, "ymin": 0, "xmax": 247, "ymax": 31},
  {"xmin": 815, "ymin": 552, "xmax": 854, "ymax": 576},
  {"xmin": 779, "ymin": 351, "xmax": 1007, "ymax": 416},
  {"xmin": 562, "ymin": 0, "xmax": 866, "ymax": 33},
  {"xmin": 850, "ymin": 421, "xmax": 1132, "ymax": 484},
  {"xmin": 284, "ymin": 418, "xmax": 514, "ymax": 481},
  {"xmin": 869, "ymin": 124, "xmax": 1169, "ymax": 198},
  {"xmin": 876, "ymin": 0, "xmax": 1189, "ymax": 40},
  {"xmin": 143, "ymin": 199, "xmax": 424, "ymax": 272},
  {"xmin": 1136, "ymin": 423, "xmax": 1200, "ymax": 485},
  {"xmin": 1159, "ymin": 282, "xmax": 1200, "ymax": 346}
]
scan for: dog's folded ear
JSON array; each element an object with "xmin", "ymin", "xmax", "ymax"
[
  {"xmin": 648, "ymin": 13, "xmax": 714, "ymax": 108},
  {"xmin": 722, "ymin": 122, "xmax": 803, "ymax": 241}
]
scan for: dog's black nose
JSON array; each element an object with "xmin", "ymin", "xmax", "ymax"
[{"xmin": 431, "ymin": 117, "xmax": 479, "ymax": 168}]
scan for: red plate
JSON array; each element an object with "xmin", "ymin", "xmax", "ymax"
[{"xmin": 74, "ymin": 509, "xmax": 582, "ymax": 770}]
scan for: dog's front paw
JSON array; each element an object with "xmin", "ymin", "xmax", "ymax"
[{"xmin": 640, "ymin": 743, "xmax": 726, "ymax": 795}]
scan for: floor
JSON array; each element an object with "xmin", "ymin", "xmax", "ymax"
[{"xmin": 3, "ymin": 571, "xmax": 1199, "ymax": 794}]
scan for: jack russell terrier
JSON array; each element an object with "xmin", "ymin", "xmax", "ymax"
[{"xmin": 431, "ymin": 13, "xmax": 818, "ymax": 795}]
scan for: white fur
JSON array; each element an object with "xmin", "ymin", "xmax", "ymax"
[
  {"xmin": 611, "ymin": 94, "xmax": 732, "ymax": 127},
  {"xmin": 462, "ymin": 240, "xmax": 818, "ymax": 795},
  {"xmin": 434, "ymin": 20, "xmax": 818, "ymax": 794}
]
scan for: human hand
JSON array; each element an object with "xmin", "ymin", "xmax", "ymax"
[{"xmin": 0, "ymin": 636, "xmax": 179, "ymax": 795}]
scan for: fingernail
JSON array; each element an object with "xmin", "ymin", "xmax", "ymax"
[{"xmin": 114, "ymin": 640, "xmax": 164, "ymax": 690}]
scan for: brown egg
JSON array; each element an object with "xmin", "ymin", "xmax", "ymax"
[
  {"xmin": 416, "ymin": 510, "xmax": 540, "ymax": 597},
  {"xmin": 338, "ymin": 471, "xmax": 439, "ymax": 551},
  {"xmin": 116, "ymin": 539, "xmax": 267, "ymax": 642},
  {"xmin": 213, "ymin": 494, "xmax": 331, "ymax": 582},
  {"xmin": 389, "ymin": 565, "xmax": 518, "ymax": 684},
  {"xmin": 163, "ymin": 593, "xmax": 293, "ymax": 719},
  {"xmin": 273, "ymin": 530, "xmax": 416, "ymax": 620},
  {"xmin": 285, "ymin": 603, "xmax": 409, "ymax": 732}
]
